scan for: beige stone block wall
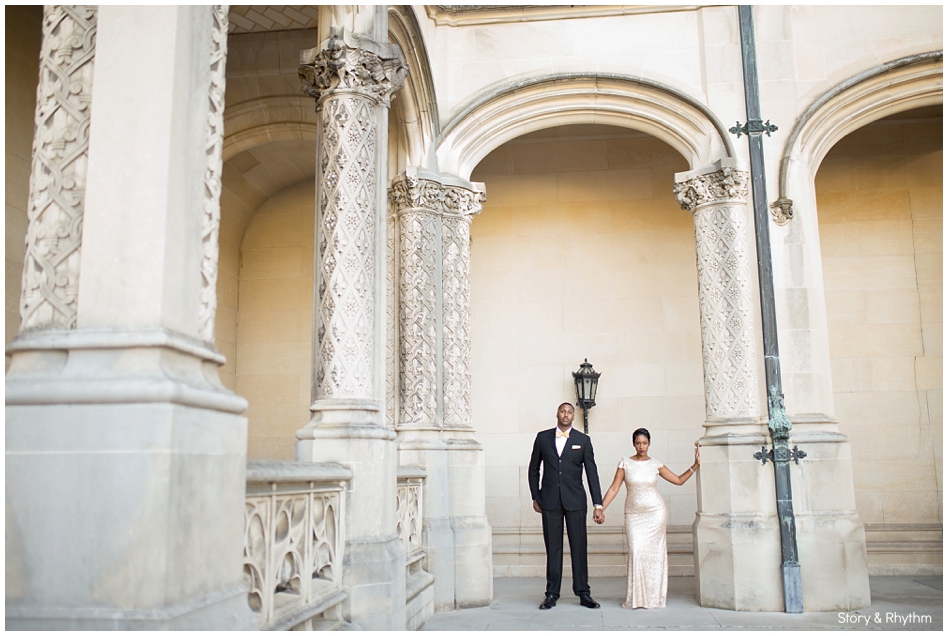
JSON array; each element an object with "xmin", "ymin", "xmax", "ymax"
[
  {"xmin": 470, "ymin": 124, "xmax": 703, "ymax": 537},
  {"xmin": 5, "ymin": 6, "xmax": 42, "ymax": 368},
  {"xmin": 227, "ymin": 179, "xmax": 314, "ymax": 460},
  {"xmin": 817, "ymin": 108, "xmax": 942, "ymax": 527}
]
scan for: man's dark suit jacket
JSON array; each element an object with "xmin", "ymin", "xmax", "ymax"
[{"xmin": 528, "ymin": 427, "xmax": 603, "ymax": 511}]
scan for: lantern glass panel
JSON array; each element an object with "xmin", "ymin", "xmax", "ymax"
[{"xmin": 589, "ymin": 377, "xmax": 598, "ymax": 402}]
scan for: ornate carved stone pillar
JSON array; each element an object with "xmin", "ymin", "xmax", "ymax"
[
  {"xmin": 674, "ymin": 159, "xmax": 869, "ymax": 611},
  {"xmin": 674, "ymin": 161, "xmax": 760, "ymax": 427},
  {"xmin": 388, "ymin": 168, "xmax": 493, "ymax": 611},
  {"xmin": 6, "ymin": 6, "xmax": 254, "ymax": 629},
  {"xmin": 295, "ymin": 20, "xmax": 410, "ymax": 630}
]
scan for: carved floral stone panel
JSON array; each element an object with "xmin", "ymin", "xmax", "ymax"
[{"xmin": 20, "ymin": 6, "xmax": 97, "ymax": 332}]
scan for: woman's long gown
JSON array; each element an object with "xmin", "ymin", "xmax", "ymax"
[{"xmin": 619, "ymin": 456, "xmax": 668, "ymax": 609}]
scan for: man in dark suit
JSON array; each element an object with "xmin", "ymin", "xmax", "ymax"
[{"xmin": 528, "ymin": 402, "xmax": 604, "ymax": 610}]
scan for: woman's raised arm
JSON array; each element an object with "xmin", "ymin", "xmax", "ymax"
[{"xmin": 658, "ymin": 445, "xmax": 700, "ymax": 486}]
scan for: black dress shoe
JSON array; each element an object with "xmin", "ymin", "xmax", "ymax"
[
  {"xmin": 579, "ymin": 594, "xmax": 600, "ymax": 609},
  {"xmin": 539, "ymin": 594, "xmax": 557, "ymax": 609}
]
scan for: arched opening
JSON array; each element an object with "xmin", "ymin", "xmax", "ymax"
[
  {"xmin": 816, "ymin": 105, "xmax": 942, "ymax": 532},
  {"xmin": 469, "ymin": 123, "xmax": 703, "ymax": 574}
]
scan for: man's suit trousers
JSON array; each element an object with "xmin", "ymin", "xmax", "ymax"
[{"xmin": 541, "ymin": 503, "xmax": 589, "ymax": 599}]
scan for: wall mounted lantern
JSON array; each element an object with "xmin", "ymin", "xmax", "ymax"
[{"xmin": 572, "ymin": 358, "xmax": 601, "ymax": 434}]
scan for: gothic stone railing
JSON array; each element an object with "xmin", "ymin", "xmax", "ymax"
[
  {"xmin": 244, "ymin": 460, "xmax": 351, "ymax": 630},
  {"xmin": 397, "ymin": 466, "xmax": 434, "ymax": 617}
]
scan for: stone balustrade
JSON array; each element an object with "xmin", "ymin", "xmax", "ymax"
[
  {"xmin": 397, "ymin": 465, "xmax": 435, "ymax": 629},
  {"xmin": 244, "ymin": 460, "xmax": 352, "ymax": 630}
]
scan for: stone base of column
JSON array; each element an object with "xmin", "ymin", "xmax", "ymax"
[
  {"xmin": 446, "ymin": 437, "xmax": 493, "ymax": 609},
  {"xmin": 398, "ymin": 436, "xmax": 457, "ymax": 613},
  {"xmin": 791, "ymin": 427, "xmax": 871, "ymax": 611},
  {"xmin": 693, "ymin": 423, "xmax": 870, "ymax": 612},
  {"xmin": 6, "ymin": 401, "xmax": 253, "ymax": 630},
  {"xmin": 297, "ymin": 405, "xmax": 406, "ymax": 630}
]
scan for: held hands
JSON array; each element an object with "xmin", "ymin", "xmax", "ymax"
[{"xmin": 593, "ymin": 508, "xmax": 605, "ymax": 524}]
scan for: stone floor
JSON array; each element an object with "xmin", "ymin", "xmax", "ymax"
[{"xmin": 422, "ymin": 576, "xmax": 943, "ymax": 631}]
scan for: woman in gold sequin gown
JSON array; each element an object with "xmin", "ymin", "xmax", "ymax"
[{"xmin": 598, "ymin": 428, "xmax": 699, "ymax": 609}]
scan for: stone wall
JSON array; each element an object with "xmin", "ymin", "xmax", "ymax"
[
  {"xmin": 4, "ymin": 6, "xmax": 42, "ymax": 367},
  {"xmin": 230, "ymin": 179, "xmax": 314, "ymax": 460},
  {"xmin": 817, "ymin": 107, "xmax": 943, "ymax": 529},
  {"xmin": 469, "ymin": 124, "xmax": 701, "ymax": 560}
]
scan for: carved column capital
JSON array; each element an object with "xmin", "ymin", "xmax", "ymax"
[
  {"xmin": 673, "ymin": 166, "xmax": 749, "ymax": 212},
  {"xmin": 299, "ymin": 28, "xmax": 407, "ymax": 107},
  {"xmin": 388, "ymin": 171, "xmax": 486, "ymax": 219}
]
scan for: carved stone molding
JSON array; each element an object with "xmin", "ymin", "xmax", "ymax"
[
  {"xmin": 20, "ymin": 6, "xmax": 97, "ymax": 332},
  {"xmin": 386, "ymin": 214, "xmax": 399, "ymax": 429},
  {"xmin": 675, "ymin": 166, "xmax": 759, "ymax": 419},
  {"xmin": 388, "ymin": 171, "xmax": 485, "ymax": 432},
  {"xmin": 199, "ymin": 5, "xmax": 228, "ymax": 345},
  {"xmin": 299, "ymin": 29, "xmax": 407, "ymax": 107}
]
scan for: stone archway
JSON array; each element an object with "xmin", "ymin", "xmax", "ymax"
[
  {"xmin": 765, "ymin": 51, "xmax": 943, "ymax": 420},
  {"xmin": 436, "ymin": 73, "xmax": 736, "ymax": 180},
  {"xmin": 467, "ymin": 123, "xmax": 702, "ymax": 577}
]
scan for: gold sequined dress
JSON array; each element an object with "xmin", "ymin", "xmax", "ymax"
[{"xmin": 619, "ymin": 456, "xmax": 668, "ymax": 609}]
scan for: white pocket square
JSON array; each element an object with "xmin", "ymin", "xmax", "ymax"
[{"xmin": 572, "ymin": 445, "xmax": 581, "ymax": 449}]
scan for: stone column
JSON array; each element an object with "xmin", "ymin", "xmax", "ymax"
[
  {"xmin": 295, "ymin": 14, "xmax": 409, "ymax": 630},
  {"xmin": 6, "ymin": 6, "xmax": 254, "ymax": 629},
  {"xmin": 388, "ymin": 168, "xmax": 493, "ymax": 611},
  {"xmin": 675, "ymin": 159, "xmax": 870, "ymax": 611},
  {"xmin": 674, "ymin": 159, "xmax": 779, "ymax": 609}
]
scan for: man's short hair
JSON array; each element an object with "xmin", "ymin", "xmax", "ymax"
[{"xmin": 557, "ymin": 402, "xmax": 574, "ymax": 412}]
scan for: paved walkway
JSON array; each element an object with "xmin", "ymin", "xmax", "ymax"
[{"xmin": 422, "ymin": 576, "xmax": 942, "ymax": 631}]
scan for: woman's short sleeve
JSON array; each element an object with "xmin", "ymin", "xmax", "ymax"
[
  {"xmin": 617, "ymin": 457, "xmax": 626, "ymax": 469},
  {"xmin": 654, "ymin": 459, "xmax": 664, "ymax": 470}
]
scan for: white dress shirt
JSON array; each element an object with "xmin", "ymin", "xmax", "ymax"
[{"xmin": 555, "ymin": 426, "xmax": 572, "ymax": 456}]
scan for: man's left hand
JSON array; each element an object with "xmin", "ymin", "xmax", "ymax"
[{"xmin": 593, "ymin": 508, "xmax": 605, "ymax": 524}]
